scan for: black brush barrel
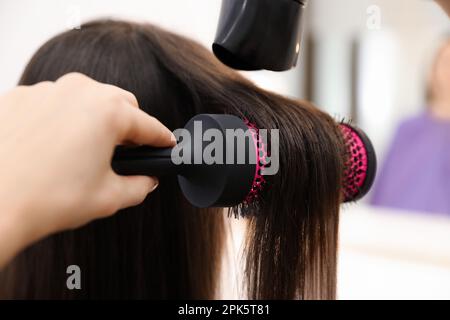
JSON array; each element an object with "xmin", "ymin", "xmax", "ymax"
[{"xmin": 178, "ymin": 114, "xmax": 257, "ymax": 208}]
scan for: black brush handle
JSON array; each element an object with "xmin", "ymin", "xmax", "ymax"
[{"xmin": 112, "ymin": 146, "xmax": 182, "ymax": 176}]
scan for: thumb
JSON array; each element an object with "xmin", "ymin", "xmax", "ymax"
[{"xmin": 113, "ymin": 175, "xmax": 159, "ymax": 210}]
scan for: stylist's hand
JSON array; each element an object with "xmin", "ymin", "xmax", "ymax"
[{"xmin": 0, "ymin": 73, "xmax": 175, "ymax": 266}]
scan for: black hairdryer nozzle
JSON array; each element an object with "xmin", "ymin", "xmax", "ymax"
[{"xmin": 213, "ymin": 0, "xmax": 308, "ymax": 71}]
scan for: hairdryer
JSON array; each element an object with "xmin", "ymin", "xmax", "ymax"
[{"xmin": 213, "ymin": 0, "xmax": 308, "ymax": 71}]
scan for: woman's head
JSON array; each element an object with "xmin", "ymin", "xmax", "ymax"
[{"xmin": 1, "ymin": 19, "xmax": 344, "ymax": 299}]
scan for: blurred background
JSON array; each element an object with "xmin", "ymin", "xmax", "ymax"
[{"xmin": 0, "ymin": 0, "xmax": 449, "ymax": 299}]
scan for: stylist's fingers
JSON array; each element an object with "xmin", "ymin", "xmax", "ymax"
[
  {"xmin": 110, "ymin": 175, "xmax": 159, "ymax": 212},
  {"xmin": 82, "ymin": 75, "xmax": 176, "ymax": 147},
  {"xmin": 57, "ymin": 72, "xmax": 139, "ymax": 107},
  {"xmin": 56, "ymin": 72, "xmax": 96, "ymax": 88},
  {"xmin": 56, "ymin": 72, "xmax": 175, "ymax": 146},
  {"xmin": 101, "ymin": 83, "xmax": 139, "ymax": 108},
  {"xmin": 114, "ymin": 104, "xmax": 176, "ymax": 147}
]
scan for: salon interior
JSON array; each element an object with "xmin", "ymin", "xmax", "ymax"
[{"xmin": 0, "ymin": 0, "xmax": 449, "ymax": 300}]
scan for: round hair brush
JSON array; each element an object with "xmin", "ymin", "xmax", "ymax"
[{"xmin": 112, "ymin": 114, "xmax": 376, "ymax": 208}]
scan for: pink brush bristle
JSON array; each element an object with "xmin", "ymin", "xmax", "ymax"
[
  {"xmin": 230, "ymin": 119, "xmax": 268, "ymax": 218},
  {"xmin": 340, "ymin": 123, "xmax": 376, "ymax": 202},
  {"xmin": 243, "ymin": 119, "xmax": 268, "ymax": 204}
]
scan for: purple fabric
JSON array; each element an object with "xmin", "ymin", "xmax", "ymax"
[{"xmin": 371, "ymin": 112, "xmax": 450, "ymax": 215}]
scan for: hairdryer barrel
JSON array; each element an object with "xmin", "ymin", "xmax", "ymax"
[{"xmin": 213, "ymin": 0, "xmax": 308, "ymax": 71}]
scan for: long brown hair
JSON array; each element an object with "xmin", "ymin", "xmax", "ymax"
[{"xmin": 0, "ymin": 20, "xmax": 343, "ymax": 299}]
